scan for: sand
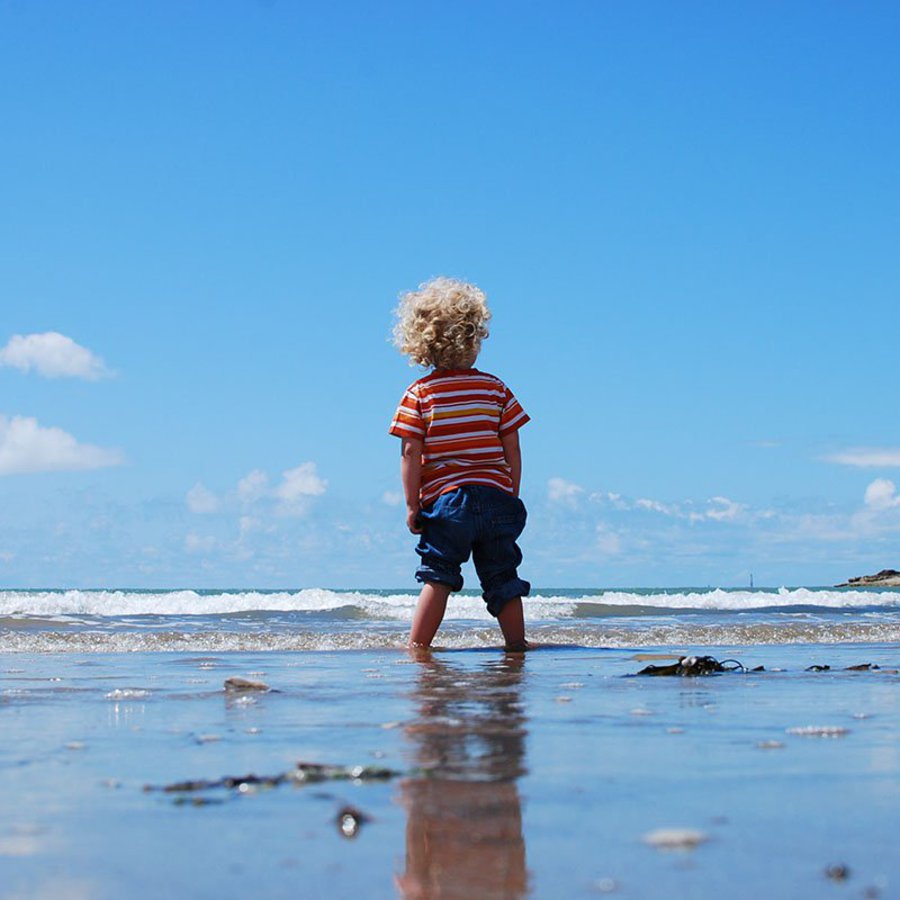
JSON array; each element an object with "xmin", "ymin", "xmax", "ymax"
[{"xmin": 2, "ymin": 643, "xmax": 899, "ymax": 898}]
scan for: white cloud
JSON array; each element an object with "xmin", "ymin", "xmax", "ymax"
[
  {"xmin": 548, "ymin": 476, "xmax": 584, "ymax": 505},
  {"xmin": 275, "ymin": 462, "xmax": 327, "ymax": 515},
  {"xmin": 864, "ymin": 478, "xmax": 900, "ymax": 511},
  {"xmin": 825, "ymin": 448, "xmax": 900, "ymax": 468},
  {"xmin": 382, "ymin": 490, "xmax": 403, "ymax": 507},
  {"xmin": 237, "ymin": 469, "xmax": 269, "ymax": 504},
  {"xmin": 0, "ymin": 332, "xmax": 112, "ymax": 380},
  {"xmin": 704, "ymin": 496, "xmax": 745, "ymax": 522},
  {"xmin": 636, "ymin": 497, "xmax": 678, "ymax": 516},
  {"xmin": 0, "ymin": 415, "xmax": 123, "ymax": 475},
  {"xmin": 186, "ymin": 483, "xmax": 220, "ymax": 514}
]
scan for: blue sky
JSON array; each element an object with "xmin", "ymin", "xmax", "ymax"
[{"xmin": 1, "ymin": 1, "xmax": 898, "ymax": 589}]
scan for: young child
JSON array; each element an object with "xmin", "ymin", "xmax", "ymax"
[{"xmin": 389, "ymin": 277, "xmax": 531, "ymax": 650}]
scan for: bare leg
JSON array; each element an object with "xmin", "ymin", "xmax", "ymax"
[
  {"xmin": 409, "ymin": 582, "xmax": 451, "ymax": 647},
  {"xmin": 497, "ymin": 597, "xmax": 527, "ymax": 651}
]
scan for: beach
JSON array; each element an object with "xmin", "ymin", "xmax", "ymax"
[{"xmin": 2, "ymin": 589, "xmax": 900, "ymax": 898}]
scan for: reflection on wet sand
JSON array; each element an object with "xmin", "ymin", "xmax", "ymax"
[{"xmin": 397, "ymin": 651, "xmax": 529, "ymax": 899}]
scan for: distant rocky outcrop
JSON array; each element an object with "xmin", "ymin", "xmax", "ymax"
[{"xmin": 836, "ymin": 568, "xmax": 900, "ymax": 588}]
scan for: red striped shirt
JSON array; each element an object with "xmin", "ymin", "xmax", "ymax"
[{"xmin": 389, "ymin": 369, "xmax": 530, "ymax": 506}]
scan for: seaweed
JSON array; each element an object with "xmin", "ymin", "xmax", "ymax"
[{"xmin": 632, "ymin": 655, "xmax": 746, "ymax": 677}]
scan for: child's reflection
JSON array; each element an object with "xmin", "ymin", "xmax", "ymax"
[{"xmin": 396, "ymin": 651, "xmax": 529, "ymax": 899}]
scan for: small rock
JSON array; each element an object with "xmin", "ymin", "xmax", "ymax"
[
  {"xmin": 337, "ymin": 805, "xmax": 370, "ymax": 839},
  {"xmin": 824, "ymin": 863, "xmax": 851, "ymax": 882},
  {"xmin": 642, "ymin": 828, "xmax": 709, "ymax": 850},
  {"xmin": 224, "ymin": 677, "xmax": 270, "ymax": 693}
]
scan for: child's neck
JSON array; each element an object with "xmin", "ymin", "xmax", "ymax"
[{"xmin": 435, "ymin": 356, "xmax": 478, "ymax": 374}]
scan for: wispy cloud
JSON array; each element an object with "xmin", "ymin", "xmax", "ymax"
[
  {"xmin": 0, "ymin": 414, "xmax": 123, "ymax": 475},
  {"xmin": 186, "ymin": 462, "xmax": 328, "ymax": 519},
  {"xmin": 184, "ymin": 533, "xmax": 217, "ymax": 554},
  {"xmin": 0, "ymin": 332, "xmax": 112, "ymax": 380},
  {"xmin": 824, "ymin": 447, "xmax": 900, "ymax": 468},
  {"xmin": 237, "ymin": 469, "xmax": 269, "ymax": 504},
  {"xmin": 595, "ymin": 523, "xmax": 623, "ymax": 557},
  {"xmin": 548, "ymin": 476, "xmax": 584, "ymax": 506},
  {"xmin": 186, "ymin": 483, "xmax": 220, "ymax": 514},
  {"xmin": 594, "ymin": 490, "xmax": 747, "ymax": 524}
]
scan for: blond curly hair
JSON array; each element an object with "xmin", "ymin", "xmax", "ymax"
[{"xmin": 393, "ymin": 277, "xmax": 491, "ymax": 369}]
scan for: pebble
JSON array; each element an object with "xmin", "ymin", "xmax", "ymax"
[
  {"xmin": 224, "ymin": 677, "xmax": 270, "ymax": 693},
  {"xmin": 337, "ymin": 805, "xmax": 369, "ymax": 839},
  {"xmin": 642, "ymin": 828, "xmax": 709, "ymax": 850},
  {"xmin": 786, "ymin": 726, "xmax": 850, "ymax": 738},
  {"xmin": 824, "ymin": 863, "xmax": 851, "ymax": 882}
]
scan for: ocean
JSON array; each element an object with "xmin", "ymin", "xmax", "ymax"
[
  {"xmin": 4, "ymin": 585, "xmax": 900, "ymax": 897},
  {"xmin": 4, "ymin": 586, "xmax": 900, "ymax": 652}
]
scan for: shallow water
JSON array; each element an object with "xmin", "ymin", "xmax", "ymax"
[{"xmin": 2, "ymin": 644, "xmax": 899, "ymax": 898}]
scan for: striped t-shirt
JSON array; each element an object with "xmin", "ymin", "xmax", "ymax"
[{"xmin": 389, "ymin": 368, "xmax": 530, "ymax": 507}]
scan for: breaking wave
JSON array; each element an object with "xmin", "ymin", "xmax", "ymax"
[{"xmin": 1, "ymin": 586, "xmax": 899, "ymax": 619}]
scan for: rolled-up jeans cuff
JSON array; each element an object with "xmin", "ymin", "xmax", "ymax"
[
  {"xmin": 483, "ymin": 577, "xmax": 531, "ymax": 618},
  {"xmin": 415, "ymin": 566, "xmax": 464, "ymax": 593}
]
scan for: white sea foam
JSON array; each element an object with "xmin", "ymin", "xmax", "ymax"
[
  {"xmin": 580, "ymin": 587, "xmax": 900, "ymax": 611},
  {"xmin": 4, "ymin": 619, "xmax": 900, "ymax": 653},
  {"xmin": 1, "ymin": 587, "xmax": 898, "ymax": 619}
]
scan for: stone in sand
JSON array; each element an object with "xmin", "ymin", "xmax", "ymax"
[
  {"xmin": 337, "ymin": 805, "xmax": 370, "ymax": 838},
  {"xmin": 224, "ymin": 677, "xmax": 270, "ymax": 693},
  {"xmin": 642, "ymin": 827, "xmax": 709, "ymax": 850}
]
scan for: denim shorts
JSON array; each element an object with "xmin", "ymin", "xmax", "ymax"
[{"xmin": 415, "ymin": 484, "xmax": 530, "ymax": 617}]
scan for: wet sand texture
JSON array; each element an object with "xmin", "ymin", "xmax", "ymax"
[{"xmin": 2, "ymin": 644, "xmax": 898, "ymax": 898}]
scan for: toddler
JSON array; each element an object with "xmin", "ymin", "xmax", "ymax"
[{"xmin": 389, "ymin": 277, "xmax": 531, "ymax": 650}]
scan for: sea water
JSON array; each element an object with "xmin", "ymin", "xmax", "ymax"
[{"xmin": 3, "ymin": 586, "xmax": 900, "ymax": 652}]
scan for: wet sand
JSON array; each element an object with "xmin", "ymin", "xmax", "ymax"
[{"xmin": 2, "ymin": 644, "xmax": 899, "ymax": 898}]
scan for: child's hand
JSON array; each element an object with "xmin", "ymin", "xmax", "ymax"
[{"xmin": 407, "ymin": 506, "xmax": 423, "ymax": 534}]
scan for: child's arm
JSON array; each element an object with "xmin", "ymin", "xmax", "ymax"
[
  {"xmin": 501, "ymin": 431, "xmax": 522, "ymax": 496},
  {"xmin": 400, "ymin": 436, "xmax": 424, "ymax": 533}
]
